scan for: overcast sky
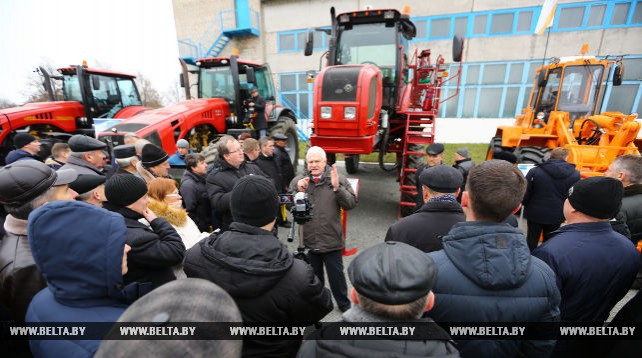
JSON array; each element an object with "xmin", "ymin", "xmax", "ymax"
[{"xmin": 0, "ymin": 0, "xmax": 180, "ymax": 104}]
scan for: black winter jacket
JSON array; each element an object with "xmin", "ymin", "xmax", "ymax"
[
  {"xmin": 104, "ymin": 203, "xmax": 185, "ymax": 289},
  {"xmin": 206, "ymin": 156, "xmax": 266, "ymax": 231},
  {"xmin": 180, "ymin": 170, "xmax": 212, "ymax": 232},
  {"xmin": 255, "ymin": 153, "xmax": 283, "ymax": 192},
  {"xmin": 620, "ymin": 184, "xmax": 642, "ymax": 244},
  {"xmin": 184, "ymin": 222, "xmax": 333, "ymax": 358},
  {"xmin": 522, "ymin": 159, "xmax": 580, "ymax": 224},
  {"xmin": 385, "ymin": 200, "xmax": 465, "ymax": 253},
  {"xmin": 275, "ymin": 146, "xmax": 295, "ymax": 191}
]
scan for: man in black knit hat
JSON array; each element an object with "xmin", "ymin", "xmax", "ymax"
[
  {"xmin": 137, "ymin": 143, "xmax": 171, "ymax": 182},
  {"xmin": 104, "ymin": 175, "xmax": 184, "ymax": 289},
  {"xmin": 5, "ymin": 133, "xmax": 42, "ymax": 165},
  {"xmin": 185, "ymin": 175, "xmax": 332, "ymax": 358}
]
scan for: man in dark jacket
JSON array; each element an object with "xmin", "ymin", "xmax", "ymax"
[
  {"xmin": 298, "ymin": 242, "xmax": 460, "ymax": 357},
  {"xmin": 386, "ymin": 165, "xmax": 465, "ymax": 252},
  {"xmin": 522, "ymin": 147, "xmax": 580, "ymax": 250},
  {"xmin": 206, "ymin": 135, "xmax": 266, "ymax": 231},
  {"xmin": 180, "ymin": 154, "xmax": 212, "ymax": 232},
  {"xmin": 247, "ymin": 87, "xmax": 267, "ymax": 137},
  {"xmin": 185, "ymin": 175, "xmax": 332, "ymax": 358},
  {"xmin": 606, "ymin": 154, "xmax": 642, "ymax": 288},
  {"xmin": 59, "ymin": 134, "xmax": 108, "ymax": 176},
  {"xmin": 290, "ymin": 146, "xmax": 357, "ymax": 313},
  {"xmin": 273, "ymin": 132, "xmax": 295, "ymax": 188},
  {"xmin": 5, "ymin": 133, "xmax": 42, "ymax": 165},
  {"xmin": 113, "ymin": 144, "xmax": 140, "ymax": 176},
  {"xmin": 415, "ymin": 142, "xmax": 444, "ymax": 208},
  {"xmin": 427, "ymin": 160, "xmax": 561, "ymax": 358},
  {"xmin": 255, "ymin": 136, "xmax": 283, "ymax": 193},
  {"xmin": 26, "ymin": 201, "xmax": 138, "ymax": 358},
  {"xmin": 0, "ymin": 161, "xmax": 77, "ymax": 355},
  {"xmin": 104, "ymin": 174, "xmax": 185, "ymax": 289},
  {"xmin": 533, "ymin": 177, "xmax": 639, "ymax": 357},
  {"xmin": 452, "ymin": 147, "xmax": 473, "ymax": 201}
]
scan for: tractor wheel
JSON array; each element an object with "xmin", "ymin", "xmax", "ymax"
[
  {"xmin": 399, "ymin": 144, "xmax": 423, "ymax": 217},
  {"xmin": 269, "ymin": 116, "xmax": 299, "ymax": 174},
  {"xmin": 345, "ymin": 154, "xmax": 360, "ymax": 174},
  {"xmin": 514, "ymin": 146, "xmax": 552, "ymax": 164},
  {"xmin": 486, "ymin": 136, "xmax": 502, "ymax": 160}
]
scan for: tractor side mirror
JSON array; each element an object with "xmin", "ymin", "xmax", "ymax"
[
  {"xmin": 245, "ymin": 67, "xmax": 256, "ymax": 84},
  {"xmin": 179, "ymin": 73, "xmax": 185, "ymax": 88},
  {"xmin": 613, "ymin": 64, "xmax": 623, "ymax": 86},
  {"xmin": 304, "ymin": 29, "xmax": 314, "ymax": 56},
  {"xmin": 538, "ymin": 70, "xmax": 548, "ymax": 87},
  {"xmin": 452, "ymin": 35, "xmax": 464, "ymax": 63},
  {"xmin": 92, "ymin": 76, "xmax": 101, "ymax": 90}
]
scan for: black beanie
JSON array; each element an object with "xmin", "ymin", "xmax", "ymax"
[
  {"xmin": 141, "ymin": 144, "xmax": 169, "ymax": 168},
  {"xmin": 13, "ymin": 133, "xmax": 37, "ymax": 149},
  {"xmin": 567, "ymin": 177, "xmax": 623, "ymax": 219},
  {"xmin": 105, "ymin": 174, "xmax": 148, "ymax": 207},
  {"xmin": 230, "ymin": 175, "xmax": 278, "ymax": 227}
]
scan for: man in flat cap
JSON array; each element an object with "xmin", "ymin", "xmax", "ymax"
[
  {"xmin": 185, "ymin": 175, "xmax": 332, "ymax": 357},
  {"xmin": 5, "ymin": 133, "xmax": 42, "ymax": 165},
  {"xmin": 385, "ymin": 165, "xmax": 465, "ymax": 253},
  {"xmin": 452, "ymin": 147, "xmax": 473, "ymax": 200},
  {"xmin": 427, "ymin": 160, "xmax": 560, "ymax": 358},
  {"xmin": 113, "ymin": 144, "xmax": 139, "ymax": 176},
  {"xmin": 60, "ymin": 134, "xmax": 108, "ymax": 176},
  {"xmin": 298, "ymin": 242, "xmax": 460, "ymax": 357},
  {"xmin": 136, "ymin": 143, "xmax": 172, "ymax": 183},
  {"xmin": 70, "ymin": 174, "xmax": 107, "ymax": 207},
  {"xmin": 415, "ymin": 142, "xmax": 445, "ymax": 208},
  {"xmin": 272, "ymin": 132, "xmax": 295, "ymax": 189},
  {"xmin": 533, "ymin": 177, "xmax": 639, "ymax": 323},
  {"xmin": 0, "ymin": 161, "xmax": 77, "ymax": 331}
]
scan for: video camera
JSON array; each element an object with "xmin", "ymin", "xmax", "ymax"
[{"xmin": 278, "ymin": 192, "xmax": 313, "ymax": 225}]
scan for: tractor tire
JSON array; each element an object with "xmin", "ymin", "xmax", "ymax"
[
  {"xmin": 269, "ymin": 116, "xmax": 299, "ymax": 174},
  {"xmin": 399, "ymin": 144, "xmax": 423, "ymax": 217},
  {"xmin": 514, "ymin": 146, "xmax": 552, "ymax": 164},
  {"xmin": 345, "ymin": 154, "xmax": 360, "ymax": 174},
  {"xmin": 486, "ymin": 136, "xmax": 502, "ymax": 160}
]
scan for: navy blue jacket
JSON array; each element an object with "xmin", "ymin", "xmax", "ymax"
[
  {"xmin": 522, "ymin": 159, "xmax": 580, "ymax": 224},
  {"xmin": 180, "ymin": 170, "xmax": 212, "ymax": 232},
  {"xmin": 5, "ymin": 149, "xmax": 40, "ymax": 165},
  {"xmin": 25, "ymin": 201, "xmax": 139, "ymax": 358},
  {"xmin": 533, "ymin": 222, "xmax": 640, "ymax": 322},
  {"xmin": 428, "ymin": 222, "xmax": 561, "ymax": 358}
]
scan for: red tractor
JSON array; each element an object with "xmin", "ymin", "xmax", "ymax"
[
  {"xmin": 304, "ymin": 7, "xmax": 463, "ymax": 216},
  {"xmin": 0, "ymin": 65, "xmax": 148, "ymax": 165},
  {"xmin": 97, "ymin": 55, "xmax": 299, "ymax": 167}
]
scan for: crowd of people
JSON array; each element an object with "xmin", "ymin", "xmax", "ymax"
[{"xmin": 0, "ymin": 131, "xmax": 641, "ymax": 358}]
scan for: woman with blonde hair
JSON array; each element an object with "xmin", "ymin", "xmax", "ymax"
[{"xmin": 145, "ymin": 178, "xmax": 208, "ymax": 250}]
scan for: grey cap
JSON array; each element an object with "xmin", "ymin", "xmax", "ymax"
[
  {"xmin": 68, "ymin": 135, "xmax": 107, "ymax": 152},
  {"xmin": 113, "ymin": 145, "xmax": 136, "ymax": 159},
  {"xmin": 0, "ymin": 161, "xmax": 77, "ymax": 206},
  {"xmin": 456, "ymin": 147, "xmax": 469, "ymax": 158},
  {"xmin": 176, "ymin": 139, "xmax": 190, "ymax": 149},
  {"xmin": 426, "ymin": 143, "xmax": 445, "ymax": 155},
  {"xmin": 419, "ymin": 164, "xmax": 463, "ymax": 193},
  {"xmin": 96, "ymin": 278, "xmax": 243, "ymax": 357},
  {"xmin": 348, "ymin": 242, "xmax": 438, "ymax": 305},
  {"xmin": 272, "ymin": 132, "xmax": 288, "ymax": 141}
]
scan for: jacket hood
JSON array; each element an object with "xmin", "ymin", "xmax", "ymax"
[
  {"xmin": 199, "ymin": 222, "xmax": 293, "ymax": 297},
  {"xmin": 147, "ymin": 199, "xmax": 188, "ymax": 227},
  {"xmin": 538, "ymin": 159, "xmax": 577, "ymax": 179},
  {"xmin": 27, "ymin": 201, "xmax": 132, "ymax": 306},
  {"xmin": 442, "ymin": 222, "xmax": 531, "ymax": 289},
  {"xmin": 182, "ymin": 169, "xmax": 205, "ymax": 183}
]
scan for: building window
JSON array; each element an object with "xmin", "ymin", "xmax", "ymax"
[
  {"xmin": 607, "ymin": 84, "xmax": 638, "ymax": 112},
  {"xmin": 482, "ymin": 64, "xmax": 507, "ymax": 84},
  {"xmin": 623, "ymin": 58, "xmax": 642, "ymax": 80},
  {"xmin": 516, "ymin": 11, "xmax": 533, "ymax": 32},
  {"xmin": 490, "ymin": 13, "xmax": 513, "ymax": 34},
  {"xmin": 279, "ymin": 33, "xmax": 296, "ymax": 51},
  {"xmin": 473, "ymin": 14, "xmax": 488, "ymax": 34},
  {"xmin": 634, "ymin": 2, "xmax": 642, "ymax": 24},
  {"xmin": 611, "ymin": 3, "xmax": 631, "ymax": 25},
  {"xmin": 430, "ymin": 18, "xmax": 451, "ymax": 38},
  {"xmin": 454, "ymin": 17, "xmax": 468, "ymax": 36},
  {"xmin": 466, "ymin": 65, "xmax": 480, "ymax": 84},
  {"xmin": 478, "ymin": 88, "xmax": 503, "ymax": 117},
  {"xmin": 558, "ymin": 6, "xmax": 585, "ymax": 29},
  {"xmin": 503, "ymin": 87, "xmax": 521, "ymax": 117},
  {"xmin": 415, "ymin": 20, "xmax": 427, "ymax": 38},
  {"xmin": 462, "ymin": 88, "xmax": 478, "ymax": 117},
  {"xmin": 587, "ymin": 5, "xmax": 606, "ymax": 27},
  {"xmin": 509, "ymin": 63, "xmax": 525, "ymax": 83}
]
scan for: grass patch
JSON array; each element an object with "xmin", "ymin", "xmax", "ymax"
[{"xmin": 299, "ymin": 141, "xmax": 489, "ymax": 165}]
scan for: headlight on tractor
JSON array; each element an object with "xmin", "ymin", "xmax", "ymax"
[
  {"xmin": 344, "ymin": 106, "xmax": 356, "ymax": 119},
  {"xmin": 321, "ymin": 106, "xmax": 332, "ymax": 119}
]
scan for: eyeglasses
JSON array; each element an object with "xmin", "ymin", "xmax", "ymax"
[
  {"xmin": 228, "ymin": 149, "xmax": 243, "ymax": 154},
  {"xmin": 165, "ymin": 192, "xmax": 181, "ymax": 198}
]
